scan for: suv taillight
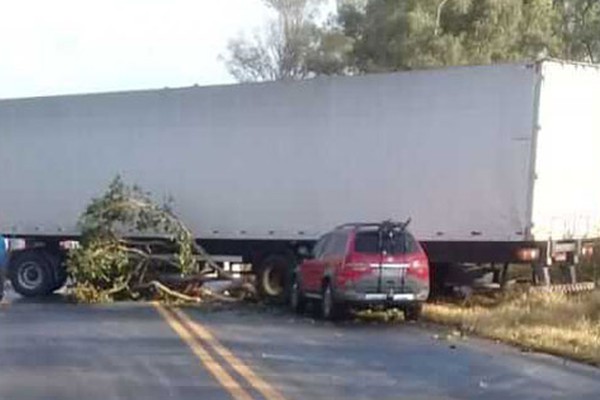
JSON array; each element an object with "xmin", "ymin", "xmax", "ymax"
[{"xmin": 407, "ymin": 258, "xmax": 429, "ymax": 282}]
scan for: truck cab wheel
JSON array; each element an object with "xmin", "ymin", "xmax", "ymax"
[{"xmin": 8, "ymin": 251, "xmax": 53, "ymax": 297}]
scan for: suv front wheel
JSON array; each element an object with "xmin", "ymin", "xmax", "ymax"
[{"xmin": 290, "ymin": 280, "xmax": 306, "ymax": 314}]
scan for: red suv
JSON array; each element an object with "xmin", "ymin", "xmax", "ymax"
[{"xmin": 291, "ymin": 221, "xmax": 430, "ymax": 320}]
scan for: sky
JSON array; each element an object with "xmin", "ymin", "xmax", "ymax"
[{"xmin": 0, "ymin": 0, "xmax": 336, "ymax": 99}]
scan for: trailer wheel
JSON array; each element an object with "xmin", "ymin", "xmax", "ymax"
[
  {"xmin": 257, "ymin": 254, "xmax": 293, "ymax": 303},
  {"xmin": 8, "ymin": 251, "xmax": 53, "ymax": 297}
]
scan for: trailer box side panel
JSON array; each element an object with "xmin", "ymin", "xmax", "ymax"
[
  {"xmin": 0, "ymin": 64, "xmax": 537, "ymax": 242},
  {"xmin": 532, "ymin": 61, "xmax": 600, "ymax": 240}
]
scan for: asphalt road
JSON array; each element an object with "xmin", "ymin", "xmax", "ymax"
[{"xmin": 1, "ymin": 291, "xmax": 600, "ymax": 400}]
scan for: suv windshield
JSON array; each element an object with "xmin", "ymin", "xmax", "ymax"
[{"xmin": 354, "ymin": 230, "xmax": 418, "ymax": 255}]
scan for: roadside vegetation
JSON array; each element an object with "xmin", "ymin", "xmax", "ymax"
[{"xmin": 423, "ymin": 288, "xmax": 600, "ymax": 365}]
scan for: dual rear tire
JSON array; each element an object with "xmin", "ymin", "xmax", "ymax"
[{"xmin": 257, "ymin": 254, "xmax": 293, "ymax": 303}]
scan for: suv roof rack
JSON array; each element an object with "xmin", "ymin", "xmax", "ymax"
[{"xmin": 335, "ymin": 219, "xmax": 412, "ymax": 231}]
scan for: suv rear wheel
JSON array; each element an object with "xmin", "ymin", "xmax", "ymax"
[{"xmin": 404, "ymin": 303, "xmax": 423, "ymax": 321}]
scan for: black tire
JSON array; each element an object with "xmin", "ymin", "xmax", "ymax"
[
  {"xmin": 290, "ymin": 278, "xmax": 306, "ymax": 314},
  {"xmin": 321, "ymin": 282, "xmax": 345, "ymax": 321},
  {"xmin": 404, "ymin": 303, "xmax": 423, "ymax": 322},
  {"xmin": 257, "ymin": 254, "xmax": 294, "ymax": 303},
  {"xmin": 8, "ymin": 251, "xmax": 53, "ymax": 297},
  {"xmin": 49, "ymin": 268, "xmax": 68, "ymax": 292},
  {"xmin": 44, "ymin": 252, "xmax": 67, "ymax": 292},
  {"xmin": 429, "ymin": 263, "xmax": 447, "ymax": 298}
]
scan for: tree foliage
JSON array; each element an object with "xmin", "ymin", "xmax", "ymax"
[
  {"xmin": 223, "ymin": 0, "xmax": 327, "ymax": 81},
  {"xmin": 224, "ymin": 0, "xmax": 600, "ymax": 82},
  {"xmin": 337, "ymin": 0, "xmax": 568, "ymax": 72},
  {"xmin": 557, "ymin": 0, "xmax": 600, "ymax": 63},
  {"xmin": 67, "ymin": 176, "xmax": 250, "ymax": 303}
]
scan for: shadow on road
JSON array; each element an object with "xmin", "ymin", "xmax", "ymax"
[
  {"xmin": 10, "ymin": 293, "xmax": 73, "ymax": 305},
  {"xmin": 2, "ymin": 284, "xmax": 73, "ymax": 305}
]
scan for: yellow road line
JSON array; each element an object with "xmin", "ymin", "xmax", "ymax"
[
  {"xmin": 173, "ymin": 307, "xmax": 287, "ymax": 400},
  {"xmin": 153, "ymin": 302, "xmax": 253, "ymax": 400}
]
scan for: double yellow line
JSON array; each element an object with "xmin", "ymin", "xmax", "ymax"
[{"xmin": 154, "ymin": 303, "xmax": 286, "ymax": 400}]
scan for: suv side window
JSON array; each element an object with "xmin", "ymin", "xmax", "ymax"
[
  {"xmin": 313, "ymin": 234, "xmax": 331, "ymax": 259},
  {"xmin": 322, "ymin": 231, "xmax": 349, "ymax": 258}
]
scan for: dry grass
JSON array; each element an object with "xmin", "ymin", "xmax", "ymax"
[{"xmin": 424, "ymin": 289, "xmax": 600, "ymax": 365}]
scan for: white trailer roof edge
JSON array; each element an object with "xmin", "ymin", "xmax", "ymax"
[{"xmin": 1, "ymin": 59, "xmax": 584, "ymax": 104}]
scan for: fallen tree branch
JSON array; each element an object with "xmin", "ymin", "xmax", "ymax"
[
  {"xmin": 121, "ymin": 246, "xmax": 183, "ymax": 270},
  {"xmin": 67, "ymin": 176, "xmax": 256, "ymax": 303},
  {"xmin": 105, "ymin": 281, "xmax": 131, "ymax": 295},
  {"xmin": 145, "ymin": 280, "xmax": 203, "ymax": 303}
]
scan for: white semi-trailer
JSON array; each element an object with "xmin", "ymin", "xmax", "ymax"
[{"xmin": 1, "ymin": 59, "xmax": 599, "ymax": 298}]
